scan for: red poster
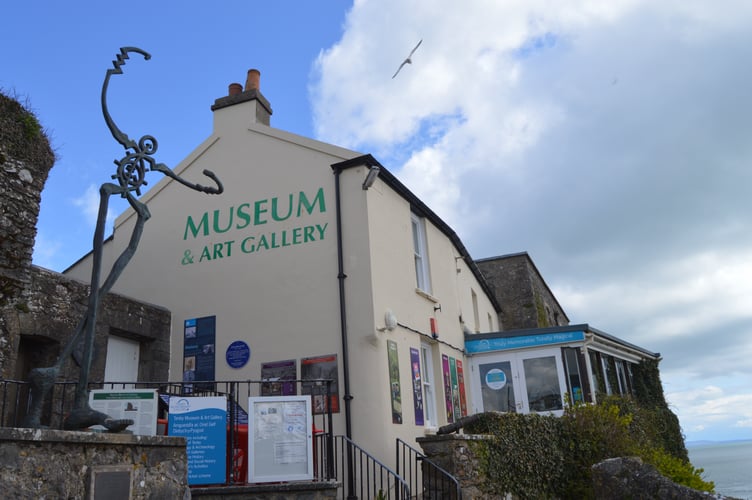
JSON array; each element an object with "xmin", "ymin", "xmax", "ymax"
[
  {"xmin": 457, "ymin": 359, "xmax": 468, "ymax": 417},
  {"xmin": 442, "ymin": 354, "xmax": 454, "ymax": 423}
]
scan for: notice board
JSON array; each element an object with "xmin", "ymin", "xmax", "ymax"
[
  {"xmin": 249, "ymin": 396, "xmax": 313, "ymax": 483},
  {"xmin": 88, "ymin": 389, "xmax": 158, "ymax": 435}
]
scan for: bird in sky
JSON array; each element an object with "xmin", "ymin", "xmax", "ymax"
[{"xmin": 392, "ymin": 39, "xmax": 422, "ymax": 79}]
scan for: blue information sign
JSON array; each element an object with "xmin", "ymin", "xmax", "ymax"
[
  {"xmin": 169, "ymin": 396, "xmax": 227, "ymax": 485},
  {"xmin": 226, "ymin": 340, "xmax": 250, "ymax": 368}
]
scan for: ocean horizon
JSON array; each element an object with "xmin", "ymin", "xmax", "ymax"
[{"xmin": 687, "ymin": 439, "xmax": 752, "ymax": 500}]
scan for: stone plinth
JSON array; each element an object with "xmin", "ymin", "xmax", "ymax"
[{"xmin": 0, "ymin": 427, "xmax": 188, "ymax": 499}]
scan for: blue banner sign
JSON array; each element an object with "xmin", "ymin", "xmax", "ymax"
[
  {"xmin": 169, "ymin": 396, "xmax": 227, "ymax": 485},
  {"xmin": 465, "ymin": 330, "xmax": 586, "ymax": 354}
]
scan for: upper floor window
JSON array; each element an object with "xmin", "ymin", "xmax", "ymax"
[{"xmin": 411, "ymin": 213, "xmax": 431, "ymax": 293}]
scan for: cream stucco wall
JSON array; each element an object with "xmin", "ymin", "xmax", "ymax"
[{"xmin": 65, "ymin": 95, "xmax": 500, "ymax": 471}]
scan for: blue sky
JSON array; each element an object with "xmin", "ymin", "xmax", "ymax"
[{"xmin": 3, "ymin": 0, "xmax": 752, "ymax": 445}]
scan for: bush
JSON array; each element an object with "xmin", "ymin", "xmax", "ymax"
[{"xmin": 464, "ymin": 397, "xmax": 713, "ymax": 499}]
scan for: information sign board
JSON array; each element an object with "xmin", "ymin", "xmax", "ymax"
[
  {"xmin": 249, "ymin": 396, "xmax": 313, "ymax": 482},
  {"xmin": 88, "ymin": 389, "xmax": 158, "ymax": 435},
  {"xmin": 169, "ymin": 396, "xmax": 227, "ymax": 485}
]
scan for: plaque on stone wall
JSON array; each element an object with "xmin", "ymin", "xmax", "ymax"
[{"xmin": 89, "ymin": 465, "xmax": 132, "ymax": 500}]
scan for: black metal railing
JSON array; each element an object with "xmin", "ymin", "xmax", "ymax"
[
  {"xmin": 0, "ymin": 378, "xmax": 335, "ymax": 486},
  {"xmin": 332, "ymin": 435, "xmax": 410, "ymax": 499},
  {"xmin": 396, "ymin": 438, "xmax": 462, "ymax": 499}
]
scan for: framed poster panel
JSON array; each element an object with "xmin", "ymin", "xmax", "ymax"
[
  {"xmin": 301, "ymin": 354, "xmax": 339, "ymax": 414},
  {"xmin": 249, "ymin": 396, "xmax": 313, "ymax": 483},
  {"xmin": 88, "ymin": 389, "xmax": 158, "ymax": 435}
]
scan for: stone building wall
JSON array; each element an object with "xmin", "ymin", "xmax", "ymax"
[
  {"xmin": 476, "ymin": 252, "xmax": 569, "ymax": 330},
  {"xmin": 0, "ymin": 92, "xmax": 55, "ymax": 377}
]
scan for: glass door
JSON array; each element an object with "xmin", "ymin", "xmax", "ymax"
[
  {"xmin": 517, "ymin": 349, "xmax": 567, "ymax": 416},
  {"xmin": 472, "ymin": 348, "xmax": 568, "ymax": 416},
  {"xmin": 476, "ymin": 360, "xmax": 519, "ymax": 413}
]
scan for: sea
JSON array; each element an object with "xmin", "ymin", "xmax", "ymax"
[{"xmin": 688, "ymin": 440, "xmax": 752, "ymax": 499}]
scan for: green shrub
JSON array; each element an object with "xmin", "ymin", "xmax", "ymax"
[
  {"xmin": 641, "ymin": 447, "xmax": 715, "ymax": 493},
  {"xmin": 463, "ymin": 397, "xmax": 713, "ymax": 499}
]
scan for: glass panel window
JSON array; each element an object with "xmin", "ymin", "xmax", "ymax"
[
  {"xmin": 615, "ymin": 359, "xmax": 629, "ymax": 395},
  {"xmin": 420, "ymin": 343, "xmax": 437, "ymax": 427},
  {"xmin": 479, "ymin": 361, "xmax": 517, "ymax": 412},
  {"xmin": 411, "ymin": 214, "xmax": 431, "ymax": 293},
  {"xmin": 563, "ymin": 348, "xmax": 584, "ymax": 403},
  {"xmin": 522, "ymin": 356, "xmax": 563, "ymax": 412}
]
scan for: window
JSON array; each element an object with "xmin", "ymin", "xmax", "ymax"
[
  {"xmin": 411, "ymin": 214, "xmax": 431, "ymax": 293},
  {"xmin": 420, "ymin": 343, "xmax": 437, "ymax": 428},
  {"xmin": 471, "ymin": 289, "xmax": 480, "ymax": 333}
]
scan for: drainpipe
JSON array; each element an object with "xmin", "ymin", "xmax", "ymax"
[{"xmin": 333, "ymin": 167, "xmax": 356, "ymax": 498}]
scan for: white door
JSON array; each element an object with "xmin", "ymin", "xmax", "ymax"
[
  {"xmin": 104, "ymin": 335, "xmax": 140, "ymax": 386},
  {"xmin": 472, "ymin": 348, "xmax": 568, "ymax": 416}
]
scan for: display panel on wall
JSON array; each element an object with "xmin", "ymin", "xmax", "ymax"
[
  {"xmin": 261, "ymin": 359, "xmax": 297, "ymax": 396},
  {"xmin": 248, "ymin": 396, "xmax": 313, "ymax": 482},
  {"xmin": 301, "ymin": 354, "xmax": 339, "ymax": 414},
  {"xmin": 387, "ymin": 340, "xmax": 402, "ymax": 424},
  {"xmin": 183, "ymin": 316, "xmax": 216, "ymax": 392}
]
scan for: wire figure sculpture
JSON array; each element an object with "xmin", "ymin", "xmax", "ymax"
[{"xmin": 22, "ymin": 47, "xmax": 224, "ymax": 431}]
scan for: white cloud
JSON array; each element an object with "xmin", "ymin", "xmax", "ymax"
[
  {"xmin": 71, "ymin": 184, "xmax": 115, "ymax": 229},
  {"xmin": 312, "ymin": 0, "xmax": 752, "ymax": 441}
]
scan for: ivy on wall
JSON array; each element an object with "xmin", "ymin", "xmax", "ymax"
[{"xmin": 464, "ymin": 391, "xmax": 711, "ymax": 499}]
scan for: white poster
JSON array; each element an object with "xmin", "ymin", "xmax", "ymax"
[{"xmin": 249, "ymin": 395, "xmax": 313, "ymax": 482}]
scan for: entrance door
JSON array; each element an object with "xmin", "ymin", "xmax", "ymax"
[
  {"xmin": 104, "ymin": 335, "xmax": 140, "ymax": 386},
  {"xmin": 472, "ymin": 348, "xmax": 568, "ymax": 416}
]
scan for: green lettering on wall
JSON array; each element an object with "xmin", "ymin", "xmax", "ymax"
[
  {"xmin": 254, "ymin": 199, "xmax": 268, "ymax": 225},
  {"xmin": 213, "ymin": 207, "xmax": 234, "ymax": 234},
  {"xmin": 184, "ymin": 212, "xmax": 210, "ymax": 240},
  {"xmin": 199, "ymin": 246, "xmax": 211, "ymax": 262},
  {"xmin": 297, "ymin": 188, "xmax": 326, "ymax": 216},
  {"xmin": 241, "ymin": 236, "xmax": 255, "ymax": 253},
  {"xmin": 272, "ymin": 194, "xmax": 294, "ymax": 222},
  {"xmin": 236, "ymin": 203, "xmax": 251, "ymax": 230}
]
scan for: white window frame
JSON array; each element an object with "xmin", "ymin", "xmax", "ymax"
[
  {"xmin": 411, "ymin": 213, "xmax": 432, "ymax": 294},
  {"xmin": 420, "ymin": 343, "xmax": 438, "ymax": 429}
]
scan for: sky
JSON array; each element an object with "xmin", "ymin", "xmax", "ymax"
[{"xmin": 3, "ymin": 0, "xmax": 752, "ymax": 444}]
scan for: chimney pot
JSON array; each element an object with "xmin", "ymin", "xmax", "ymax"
[
  {"xmin": 245, "ymin": 69, "xmax": 261, "ymax": 91},
  {"xmin": 228, "ymin": 83, "xmax": 243, "ymax": 96}
]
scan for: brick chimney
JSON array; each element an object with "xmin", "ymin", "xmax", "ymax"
[{"xmin": 211, "ymin": 68, "xmax": 272, "ymax": 126}]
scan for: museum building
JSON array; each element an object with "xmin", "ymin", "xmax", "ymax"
[{"xmin": 64, "ymin": 70, "xmax": 660, "ymax": 471}]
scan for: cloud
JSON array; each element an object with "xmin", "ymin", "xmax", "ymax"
[
  {"xmin": 71, "ymin": 184, "xmax": 115, "ymax": 229},
  {"xmin": 312, "ymin": 0, "xmax": 752, "ymax": 441}
]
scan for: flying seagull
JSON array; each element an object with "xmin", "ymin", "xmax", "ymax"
[{"xmin": 392, "ymin": 39, "xmax": 422, "ymax": 79}]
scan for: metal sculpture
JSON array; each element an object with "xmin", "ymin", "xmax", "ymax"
[{"xmin": 23, "ymin": 47, "xmax": 223, "ymax": 430}]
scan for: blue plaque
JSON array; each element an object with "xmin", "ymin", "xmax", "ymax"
[{"xmin": 226, "ymin": 341, "xmax": 250, "ymax": 368}]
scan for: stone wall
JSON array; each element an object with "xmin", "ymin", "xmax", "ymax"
[
  {"xmin": 0, "ymin": 427, "xmax": 189, "ymax": 499},
  {"xmin": 0, "ymin": 92, "xmax": 55, "ymax": 379},
  {"xmin": 417, "ymin": 434, "xmax": 497, "ymax": 499},
  {"xmin": 476, "ymin": 252, "xmax": 568, "ymax": 330}
]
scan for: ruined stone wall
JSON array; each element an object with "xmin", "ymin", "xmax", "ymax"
[
  {"xmin": 0, "ymin": 92, "xmax": 55, "ymax": 379},
  {"xmin": 476, "ymin": 252, "xmax": 569, "ymax": 330}
]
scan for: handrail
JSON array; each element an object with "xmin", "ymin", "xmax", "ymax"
[
  {"xmin": 333, "ymin": 435, "xmax": 410, "ymax": 499},
  {"xmin": 396, "ymin": 437, "xmax": 462, "ymax": 499}
]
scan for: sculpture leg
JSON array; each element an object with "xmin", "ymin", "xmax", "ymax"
[{"xmin": 63, "ymin": 187, "xmax": 150, "ymax": 430}]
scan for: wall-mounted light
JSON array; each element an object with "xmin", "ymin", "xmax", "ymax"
[
  {"xmin": 362, "ymin": 165, "xmax": 380, "ymax": 190},
  {"xmin": 376, "ymin": 309, "xmax": 398, "ymax": 332}
]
